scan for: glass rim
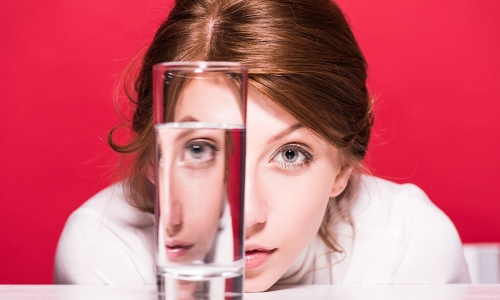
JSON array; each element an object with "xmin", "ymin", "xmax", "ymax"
[
  {"xmin": 153, "ymin": 61, "xmax": 248, "ymax": 72},
  {"xmin": 155, "ymin": 122, "xmax": 245, "ymax": 129}
]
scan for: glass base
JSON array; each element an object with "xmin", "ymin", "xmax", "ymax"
[{"xmin": 157, "ymin": 267, "xmax": 243, "ymax": 300}]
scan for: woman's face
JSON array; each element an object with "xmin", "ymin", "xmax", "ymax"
[
  {"xmin": 244, "ymin": 86, "xmax": 349, "ymax": 292},
  {"xmin": 157, "ymin": 127, "xmax": 226, "ymax": 264},
  {"xmin": 156, "ymin": 76, "xmax": 349, "ymax": 291}
]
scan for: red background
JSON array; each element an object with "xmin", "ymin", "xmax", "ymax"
[{"xmin": 0, "ymin": 0, "xmax": 498, "ymax": 284}]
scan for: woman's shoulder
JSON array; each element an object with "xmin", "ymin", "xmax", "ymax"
[
  {"xmin": 357, "ymin": 175, "xmax": 426, "ymax": 201},
  {"xmin": 74, "ymin": 182, "xmax": 154, "ymax": 228},
  {"xmin": 342, "ymin": 175, "xmax": 470, "ymax": 284},
  {"xmin": 353, "ymin": 175, "xmax": 448, "ymax": 222},
  {"xmin": 54, "ymin": 182, "xmax": 155, "ymax": 285},
  {"xmin": 349, "ymin": 175, "xmax": 434, "ymax": 230}
]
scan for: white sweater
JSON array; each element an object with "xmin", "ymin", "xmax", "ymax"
[{"xmin": 54, "ymin": 176, "xmax": 470, "ymax": 285}]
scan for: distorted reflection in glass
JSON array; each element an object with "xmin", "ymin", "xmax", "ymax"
[{"xmin": 157, "ymin": 126, "xmax": 226, "ymax": 265}]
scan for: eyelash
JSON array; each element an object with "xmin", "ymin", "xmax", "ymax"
[
  {"xmin": 182, "ymin": 139, "xmax": 219, "ymax": 163},
  {"xmin": 272, "ymin": 144, "xmax": 314, "ymax": 170},
  {"xmin": 157, "ymin": 139, "xmax": 219, "ymax": 162}
]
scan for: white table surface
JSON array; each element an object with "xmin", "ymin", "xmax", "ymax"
[{"xmin": 1, "ymin": 284, "xmax": 500, "ymax": 300}]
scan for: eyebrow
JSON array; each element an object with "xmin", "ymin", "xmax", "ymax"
[
  {"xmin": 266, "ymin": 123, "xmax": 304, "ymax": 144},
  {"xmin": 177, "ymin": 115, "xmax": 199, "ymax": 122},
  {"xmin": 173, "ymin": 129, "xmax": 195, "ymax": 144},
  {"xmin": 176, "ymin": 116, "xmax": 304, "ymax": 144},
  {"xmin": 170, "ymin": 116, "xmax": 199, "ymax": 144},
  {"xmin": 159, "ymin": 129, "xmax": 195, "ymax": 153}
]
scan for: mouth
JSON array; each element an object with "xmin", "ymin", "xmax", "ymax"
[
  {"xmin": 165, "ymin": 242, "xmax": 193, "ymax": 260},
  {"xmin": 245, "ymin": 247, "xmax": 276, "ymax": 269}
]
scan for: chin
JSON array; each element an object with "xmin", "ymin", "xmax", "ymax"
[{"xmin": 244, "ymin": 274, "xmax": 278, "ymax": 293}]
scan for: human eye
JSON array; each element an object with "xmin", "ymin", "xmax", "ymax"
[
  {"xmin": 271, "ymin": 144, "xmax": 313, "ymax": 170},
  {"xmin": 181, "ymin": 139, "xmax": 219, "ymax": 165}
]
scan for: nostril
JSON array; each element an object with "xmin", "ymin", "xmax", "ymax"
[
  {"xmin": 245, "ymin": 221, "xmax": 266, "ymax": 239},
  {"xmin": 166, "ymin": 223, "xmax": 182, "ymax": 237},
  {"xmin": 244, "ymin": 197, "xmax": 268, "ymax": 229}
]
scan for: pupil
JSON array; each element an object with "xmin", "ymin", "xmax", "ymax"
[
  {"xmin": 191, "ymin": 145, "xmax": 202, "ymax": 156},
  {"xmin": 285, "ymin": 150, "xmax": 295, "ymax": 160}
]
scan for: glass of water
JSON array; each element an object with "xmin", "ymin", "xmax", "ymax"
[{"xmin": 153, "ymin": 62, "xmax": 247, "ymax": 299}]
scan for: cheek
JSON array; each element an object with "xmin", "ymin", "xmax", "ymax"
[
  {"xmin": 176, "ymin": 167, "xmax": 224, "ymax": 225},
  {"xmin": 263, "ymin": 168, "xmax": 334, "ymax": 242},
  {"xmin": 248, "ymin": 167, "xmax": 333, "ymax": 289}
]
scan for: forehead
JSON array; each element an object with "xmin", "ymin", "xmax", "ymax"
[
  {"xmin": 174, "ymin": 79, "xmax": 304, "ymax": 139},
  {"xmin": 246, "ymin": 85, "xmax": 302, "ymax": 132},
  {"xmin": 174, "ymin": 74, "xmax": 244, "ymax": 124}
]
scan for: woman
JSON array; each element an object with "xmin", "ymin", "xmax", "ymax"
[{"xmin": 54, "ymin": 0, "xmax": 470, "ymax": 291}]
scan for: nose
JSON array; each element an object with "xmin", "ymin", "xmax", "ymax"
[
  {"xmin": 165, "ymin": 200, "xmax": 183, "ymax": 237},
  {"xmin": 244, "ymin": 165, "xmax": 268, "ymax": 235},
  {"xmin": 161, "ymin": 153, "xmax": 183, "ymax": 237}
]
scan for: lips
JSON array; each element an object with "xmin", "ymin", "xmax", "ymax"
[
  {"xmin": 165, "ymin": 241, "xmax": 193, "ymax": 260},
  {"xmin": 245, "ymin": 247, "xmax": 276, "ymax": 269}
]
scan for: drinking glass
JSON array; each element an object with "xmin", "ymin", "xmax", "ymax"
[{"xmin": 153, "ymin": 62, "xmax": 247, "ymax": 299}]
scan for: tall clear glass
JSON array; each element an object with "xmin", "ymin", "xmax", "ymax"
[{"xmin": 153, "ymin": 62, "xmax": 247, "ymax": 299}]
